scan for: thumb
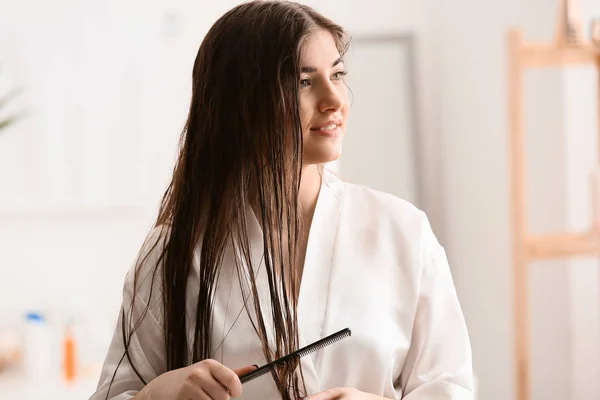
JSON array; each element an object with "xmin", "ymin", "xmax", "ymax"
[
  {"xmin": 233, "ymin": 364, "xmax": 259, "ymax": 377},
  {"xmin": 307, "ymin": 387, "xmax": 345, "ymax": 400}
]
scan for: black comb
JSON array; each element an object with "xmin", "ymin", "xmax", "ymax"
[{"xmin": 239, "ymin": 327, "xmax": 351, "ymax": 384}]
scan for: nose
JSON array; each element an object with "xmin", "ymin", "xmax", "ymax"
[{"xmin": 317, "ymin": 81, "xmax": 345, "ymax": 114}]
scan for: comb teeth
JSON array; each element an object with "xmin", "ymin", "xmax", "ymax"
[
  {"xmin": 298, "ymin": 330, "xmax": 351, "ymax": 357},
  {"xmin": 239, "ymin": 328, "xmax": 351, "ymax": 385}
]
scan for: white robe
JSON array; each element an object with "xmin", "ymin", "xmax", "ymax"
[{"xmin": 90, "ymin": 168, "xmax": 474, "ymax": 400}]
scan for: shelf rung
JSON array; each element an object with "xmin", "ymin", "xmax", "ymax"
[
  {"xmin": 520, "ymin": 43, "xmax": 600, "ymax": 68},
  {"xmin": 526, "ymin": 232, "xmax": 600, "ymax": 260}
]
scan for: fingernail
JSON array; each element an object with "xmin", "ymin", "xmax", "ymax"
[{"xmin": 252, "ymin": 364, "xmax": 259, "ymax": 369}]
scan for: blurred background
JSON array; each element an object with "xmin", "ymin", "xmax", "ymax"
[{"xmin": 0, "ymin": 0, "xmax": 599, "ymax": 399}]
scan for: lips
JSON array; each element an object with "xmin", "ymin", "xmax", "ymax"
[
  {"xmin": 310, "ymin": 120, "xmax": 343, "ymax": 131},
  {"xmin": 309, "ymin": 119, "xmax": 343, "ymax": 138}
]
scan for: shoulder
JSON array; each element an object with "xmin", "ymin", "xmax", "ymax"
[
  {"xmin": 125, "ymin": 225, "xmax": 169, "ymax": 289},
  {"xmin": 326, "ymin": 168, "xmax": 440, "ymax": 256},
  {"xmin": 346, "ymin": 180, "xmax": 425, "ymax": 224},
  {"xmin": 121, "ymin": 225, "xmax": 170, "ymax": 325}
]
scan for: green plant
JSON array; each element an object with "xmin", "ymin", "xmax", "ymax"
[{"xmin": 0, "ymin": 87, "xmax": 22, "ymax": 134}]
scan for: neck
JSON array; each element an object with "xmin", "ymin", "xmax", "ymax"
[
  {"xmin": 299, "ymin": 164, "xmax": 322, "ymax": 223},
  {"xmin": 249, "ymin": 164, "xmax": 322, "ymax": 231}
]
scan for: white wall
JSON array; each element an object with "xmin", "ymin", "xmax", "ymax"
[
  {"xmin": 564, "ymin": 2, "xmax": 600, "ymax": 398},
  {"xmin": 435, "ymin": 0, "xmax": 516, "ymax": 397},
  {"xmin": 436, "ymin": 0, "xmax": 600, "ymax": 399}
]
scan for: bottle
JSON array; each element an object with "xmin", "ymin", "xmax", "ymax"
[
  {"xmin": 23, "ymin": 311, "xmax": 51, "ymax": 379},
  {"xmin": 63, "ymin": 320, "xmax": 77, "ymax": 382}
]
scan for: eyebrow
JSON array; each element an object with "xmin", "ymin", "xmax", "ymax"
[{"xmin": 301, "ymin": 57, "xmax": 343, "ymax": 73}]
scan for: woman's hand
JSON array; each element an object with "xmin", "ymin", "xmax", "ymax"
[
  {"xmin": 307, "ymin": 388, "xmax": 388, "ymax": 400},
  {"xmin": 136, "ymin": 359, "xmax": 256, "ymax": 400}
]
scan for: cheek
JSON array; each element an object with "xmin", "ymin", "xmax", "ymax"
[
  {"xmin": 338, "ymin": 85, "xmax": 350, "ymax": 115},
  {"xmin": 299, "ymin": 97, "xmax": 313, "ymax": 130}
]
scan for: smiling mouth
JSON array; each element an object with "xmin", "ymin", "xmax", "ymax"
[
  {"xmin": 310, "ymin": 122, "xmax": 342, "ymax": 137},
  {"xmin": 311, "ymin": 123, "xmax": 339, "ymax": 131}
]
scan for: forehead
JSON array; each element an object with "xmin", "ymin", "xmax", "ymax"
[{"xmin": 300, "ymin": 29, "xmax": 341, "ymax": 64}]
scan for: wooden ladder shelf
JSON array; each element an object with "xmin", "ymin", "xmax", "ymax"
[{"xmin": 508, "ymin": 28, "xmax": 600, "ymax": 400}]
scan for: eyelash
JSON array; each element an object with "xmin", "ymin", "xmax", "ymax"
[
  {"xmin": 333, "ymin": 70, "xmax": 348, "ymax": 79},
  {"xmin": 300, "ymin": 70, "xmax": 348, "ymax": 88}
]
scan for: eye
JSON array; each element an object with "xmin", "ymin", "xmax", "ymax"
[
  {"xmin": 300, "ymin": 78, "xmax": 311, "ymax": 88},
  {"xmin": 332, "ymin": 70, "xmax": 348, "ymax": 80}
]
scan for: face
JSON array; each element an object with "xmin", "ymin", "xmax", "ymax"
[{"xmin": 299, "ymin": 29, "xmax": 349, "ymax": 165}]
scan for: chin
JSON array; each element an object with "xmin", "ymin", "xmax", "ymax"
[{"xmin": 303, "ymin": 148, "xmax": 342, "ymax": 165}]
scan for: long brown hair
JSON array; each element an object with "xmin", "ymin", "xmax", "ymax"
[{"xmin": 110, "ymin": 1, "xmax": 348, "ymax": 399}]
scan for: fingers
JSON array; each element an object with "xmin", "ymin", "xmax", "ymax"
[
  {"xmin": 203, "ymin": 359, "xmax": 244, "ymax": 397},
  {"xmin": 187, "ymin": 366, "xmax": 230, "ymax": 400},
  {"xmin": 189, "ymin": 360, "xmax": 258, "ymax": 399},
  {"xmin": 202, "ymin": 381, "xmax": 230, "ymax": 400},
  {"xmin": 181, "ymin": 377, "xmax": 215, "ymax": 400},
  {"xmin": 306, "ymin": 387, "xmax": 349, "ymax": 400},
  {"xmin": 195, "ymin": 388, "xmax": 213, "ymax": 400},
  {"xmin": 233, "ymin": 364, "xmax": 259, "ymax": 377}
]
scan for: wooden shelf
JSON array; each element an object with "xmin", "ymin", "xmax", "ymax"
[
  {"xmin": 520, "ymin": 43, "xmax": 600, "ymax": 68},
  {"xmin": 526, "ymin": 232, "xmax": 600, "ymax": 260},
  {"xmin": 508, "ymin": 23, "xmax": 600, "ymax": 400},
  {"xmin": 521, "ymin": 43, "xmax": 600, "ymax": 68}
]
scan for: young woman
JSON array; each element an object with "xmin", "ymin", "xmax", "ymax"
[{"xmin": 90, "ymin": 1, "xmax": 474, "ymax": 399}]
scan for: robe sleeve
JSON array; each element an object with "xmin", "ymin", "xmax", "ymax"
[
  {"xmin": 398, "ymin": 226, "xmax": 475, "ymax": 399},
  {"xmin": 90, "ymin": 231, "xmax": 167, "ymax": 400}
]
